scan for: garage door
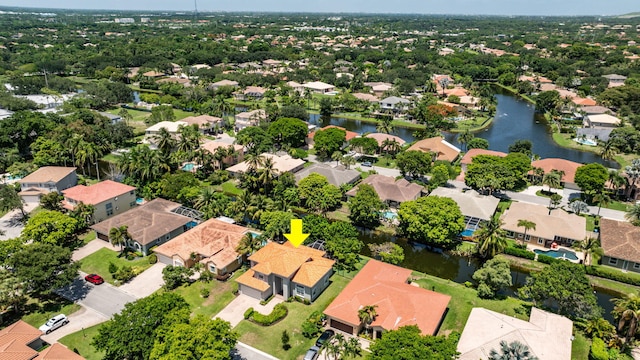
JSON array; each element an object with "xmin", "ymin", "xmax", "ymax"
[
  {"xmin": 156, "ymin": 254, "xmax": 172, "ymax": 266},
  {"xmin": 22, "ymin": 195, "xmax": 40, "ymax": 204},
  {"xmin": 97, "ymin": 232, "xmax": 109, "ymax": 241},
  {"xmin": 239, "ymin": 284, "xmax": 265, "ymax": 300},
  {"xmin": 330, "ymin": 319, "xmax": 354, "ymax": 334}
]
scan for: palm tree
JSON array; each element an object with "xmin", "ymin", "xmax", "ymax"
[
  {"xmin": 109, "ymin": 225, "xmax": 130, "ymax": 254},
  {"xmin": 331, "ymin": 151, "xmax": 343, "ymax": 166},
  {"xmin": 600, "ymin": 138, "xmax": 617, "ymax": 161},
  {"xmin": 458, "ymin": 130, "xmax": 474, "ymax": 152},
  {"xmin": 357, "ymin": 305, "xmax": 378, "ymax": 337},
  {"xmin": 489, "ymin": 340, "xmax": 539, "ymax": 360},
  {"xmin": 516, "ymin": 219, "xmax": 536, "ymax": 247},
  {"xmin": 340, "ymin": 155, "xmax": 356, "ymax": 170},
  {"xmin": 612, "ymin": 294, "xmax": 640, "ymax": 344},
  {"xmin": 118, "ymin": 108, "xmax": 132, "ymax": 125},
  {"xmin": 573, "ymin": 236, "xmax": 602, "ymax": 266},
  {"xmin": 194, "ymin": 187, "xmax": 218, "ymax": 219},
  {"xmin": 593, "ymin": 192, "xmax": 611, "ymax": 217},
  {"xmin": 153, "ymin": 127, "xmax": 176, "ymax": 157},
  {"xmin": 258, "ymin": 158, "xmax": 278, "ymax": 193},
  {"xmin": 424, "ymin": 81, "xmax": 437, "ymax": 93},
  {"xmin": 625, "ymin": 159, "xmax": 640, "ymax": 200},
  {"xmin": 626, "ymin": 204, "xmax": 640, "ymax": 225},
  {"xmin": 584, "ymin": 318, "xmax": 616, "ymax": 341},
  {"xmin": 477, "ymin": 217, "xmax": 508, "ymax": 259},
  {"xmin": 542, "ymin": 172, "xmax": 561, "ymax": 192},
  {"xmin": 245, "ymin": 153, "xmax": 265, "ymax": 172},
  {"xmin": 608, "ymin": 170, "xmax": 627, "ymax": 199},
  {"xmin": 236, "ymin": 233, "xmax": 264, "ymax": 257},
  {"xmin": 376, "ymin": 116, "xmax": 393, "ymax": 134}
]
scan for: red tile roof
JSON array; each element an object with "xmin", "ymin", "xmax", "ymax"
[
  {"xmin": 0, "ymin": 320, "xmax": 42, "ymax": 360},
  {"xmin": 530, "ymin": 158, "xmax": 582, "ymax": 184},
  {"xmin": 600, "ymin": 219, "xmax": 640, "ymax": 263},
  {"xmin": 407, "ymin": 137, "xmax": 461, "ymax": 162},
  {"xmin": 460, "ymin": 149, "xmax": 507, "ymax": 165},
  {"xmin": 62, "ymin": 180, "xmax": 135, "ymax": 206},
  {"xmin": 38, "ymin": 343, "xmax": 85, "ymax": 360},
  {"xmin": 308, "ymin": 125, "xmax": 359, "ymax": 141},
  {"xmin": 324, "ymin": 260, "xmax": 450, "ymax": 335}
]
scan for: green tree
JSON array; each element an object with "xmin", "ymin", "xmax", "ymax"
[
  {"xmin": 584, "ymin": 318, "xmax": 616, "ymax": 341},
  {"xmin": 626, "ymin": 204, "xmax": 640, "ymax": 225},
  {"xmin": 429, "ymin": 164, "xmax": 450, "ymax": 190},
  {"xmin": 535, "ymin": 90, "xmax": 561, "ymax": 114},
  {"xmin": 358, "ymin": 304, "xmax": 378, "ymax": 336},
  {"xmin": 319, "ymin": 97, "xmax": 333, "ymax": 117},
  {"xmin": 146, "ymin": 105, "xmax": 175, "ymax": 125},
  {"xmin": 348, "ymin": 184, "xmax": 385, "ymax": 229},
  {"xmin": 574, "ymin": 163, "xmax": 609, "ymax": 195},
  {"xmin": 324, "ymin": 221, "xmax": 363, "ymax": 272},
  {"xmin": 397, "ymin": 196, "xmax": 465, "ymax": 249},
  {"xmin": 508, "ymin": 139, "xmax": 533, "ymax": 157},
  {"xmin": 235, "ymin": 233, "xmax": 264, "ymax": 257},
  {"xmin": 472, "ymin": 257, "xmax": 512, "ymax": 299},
  {"xmin": 350, "ymin": 137, "xmax": 379, "ymax": 155},
  {"xmin": 477, "ymin": 217, "xmax": 508, "ymax": 259},
  {"xmin": 150, "ymin": 316, "xmax": 238, "ymax": 360},
  {"xmin": 368, "ymin": 325, "xmax": 459, "ymax": 360},
  {"xmin": 0, "ymin": 184, "xmax": 25, "ymax": 217},
  {"xmin": 396, "ymin": 150, "xmax": 432, "ymax": 178},
  {"xmin": 69, "ymin": 202, "xmax": 95, "ymax": 230},
  {"xmin": 267, "ymin": 117, "xmax": 308, "ymax": 148},
  {"xmin": 259, "ymin": 211, "xmax": 295, "ymax": 242},
  {"xmin": 7, "ymin": 243, "xmax": 79, "ymax": 297},
  {"xmin": 314, "ymin": 127, "xmax": 346, "ymax": 159},
  {"xmin": 516, "ymin": 219, "xmax": 536, "ymax": 247},
  {"xmin": 467, "ymin": 137, "xmax": 489, "ymax": 150},
  {"xmin": 489, "ymin": 340, "xmax": 539, "ymax": 360},
  {"xmin": 162, "ymin": 265, "xmax": 194, "ymax": 290},
  {"xmin": 0, "ymin": 268, "xmax": 26, "ymax": 314},
  {"xmin": 548, "ymin": 193, "xmax": 563, "ymax": 215},
  {"xmin": 236, "ymin": 127, "xmax": 273, "ymax": 155},
  {"xmin": 109, "ymin": 225, "xmax": 130, "ymax": 254},
  {"xmin": 376, "ymin": 116, "xmax": 394, "ymax": 134},
  {"xmin": 94, "ymin": 293, "xmax": 190, "ymax": 360},
  {"xmin": 518, "ymin": 261, "xmax": 601, "ymax": 319},
  {"xmin": 39, "ymin": 191, "xmax": 63, "ymax": 211},
  {"xmin": 569, "ymin": 200, "xmax": 589, "ymax": 215},
  {"xmin": 542, "ymin": 171, "xmax": 561, "ymax": 192},
  {"xmin": 21, "ymin": 210, "xmax": 79, "ymax": 247},
  {"xmin": 368, "ymin": 242, "xmax": 405, "ymax": 265},
  {"xmin": 593, "ymin": 192, "xmax": 611, "ymax": 218},
  {"xmin": 458, "ymin": 130, "xmax": 474, "ymax": 152},
  {"xmin": 612, "ymin": 294, "xmax": 640, "ymax": 344},
  {"xmin": 281, "ymin": 330, "xmax": 291, "ymax": 350}
]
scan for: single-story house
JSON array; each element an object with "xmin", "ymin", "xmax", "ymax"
[
  {"xmin": 234, "ymin": 109, "xmax": 267, "ymax": 130},
  {"xmin": 307, "ymin": 125, "xmax": 359, "ymax": 147},
  {"xmin": 581, "ymin": 106, "xmax": 615, "ymax": 115},
  {"xmin": 501, "ymin": 202, "xmax": 586, "ymax": 248},
  {"xmin": 236, "ymin": 242, "xmax": 335, "ymax": 302},
  {"xmin": 286, "ymin": 81, "xmax": 305, "ymax": 94},
  {"xmin": 460, "ymin": 149, "xmax": 507, "ymax": 173},
  {"xmin": 154, "ymin": 218, "xmax": 249, "ymax": 277},
  {"xmin": 142, "ymin": 70, "xmax": 165, "ymax": 78},
  {"xmin": 144, "ymin": 120, "xmax": 188, "ymax": 149},
  {"xmin": 0, "ymin": 320, "xmax": 85, "ymax": 360},
  {"xmin": 599, "ymin": 218, "xmax": 640, "ymax": 273},
  {"xmin": 62, "ymin": 180, "xmax": 137, "ymax": 224},
  {"xmin": 201, "ymin": 141, "xmax": 245, "ymax": 167},
  {"xmin": 370, "ymin": 83, "xmax": 393, "ymax": 97},
  {"xmin": 586, "ymin": 114, "xmax": 621, "ymax": 128},
  {"xmin": 209, "ymin": 79, "xmax": 239, "ymax": 90},
  {"xmin": 576, "ymin": 128, "xmax": 613, "ymax": 142},
  {"xmin": 18, "ymin": 166, "xmax": 78, "ymax": 204},
  {"xmin": 346, "ymin": 174, "xmax": 424, "ymax": 207},
  {"xmin": 227, "ymin": 153, "xmax": 305, "ymax": 176},
  {"xmin": 99, "ymin": 112, "xmax": 122, "ymax": 124},
  {"xmin": 235, "ymin": 86, "xmax": 267, "ymax": 101},
  {"xmin": 181, "ymin": 115, "xmax": 223, "ymax": 133},
  {"xmin": 303, "ymin": 81, "xmax": 335, "ymax": 94},
  {"xmin": 530, "ymin": 158, "xmax": 582, "ymax": 189},
  {"xmin": 379, "ymin": 96, "xmax": 410, "ymax": 112},
  {"xmin": 365, "ymin": 133, "xmax": 406, "ymax": 152},
  {"xmin": 572, "ymin": 97, "xmax": 597, "ymax": 107},
  {"xmin": 324, "ymin": 259, "xmax": 450, "ymax": 339},
  {"xmin": 602, "ymin": 74, "xmax": 627, "ymax": 88},
  {"xmin": 428, "ymin": 187, "xmax": 500, "ymax": 233},
  {"xmin": 407, "ymin": 137, "xmax": 461, "ymax": 163},
  {"xmin": 294, "ymin": 163, "xmax": 361, "ymax": 187},
  {"xmin": 91, "ymin": 198, "xmax": 193, "ymax": 256},
  {"xmin": 457, "ymin": 307, "xmax": 573, "ymax": 360},
  {"xmin": 352, "ymin": 93, "xmax": 379, "ymax": 103}
]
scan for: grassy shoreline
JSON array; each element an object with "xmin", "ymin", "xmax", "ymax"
[{"xmin": 493, "ymin": 83, "xmax": 536, "ymax": 104}]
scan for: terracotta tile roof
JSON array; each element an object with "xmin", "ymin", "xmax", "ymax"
[
  {"xmin": 249, "ymin": 242, "xmax": 333, "ymax": 282},
  {"xmin": 154, "ymin": 218, "xmax": 246, "ymax": 269},
  {"xmin": 201, "ymin": 141, "xmax": 244, "ymax": 154},
  {"xmin": 530, "ymin": 158, "xmax": 582, "ymax": 184},
  {"xmin": 19, "ymin": 167, "xmax": 76, "ymax": 184},
  {"xmin": 460, "ymin": 149, "xmax": 507, "ymax": 165},
  {"xmin": 365, "ymin": 133, "xmax": 406, "ymax": 147},
  {"xmin": 90, "ymin": 198, "xmax": 191, "ymax": 246},
  {"xmin": 500, "ymin": 202, "xmax": 586, "ymax": 241},
  {"xmin": 236, "ymin": 269, "xmax": 271, "ymax": 292},
  {"xmin": 181, "ymin": 115, "xmax": 222, "ymax": 128},
  {"xmin": 0, "ymin": 320, "xmax": 42, "ymax": 360},
  {"xmin": 346, "ymin": 175, "xmax": 423, "ymax": 204},
  {"xmin": 226, "ymin": 153, "xmax": 304, "ymax": 175},
  {"xmin": 324, "ymin": 260, "xmax": 451, "ymax": 335},
  {"xmin": 572, "ymin": 97, "xmax": 597, "ymax": 106},
  {"xmin": 38, "ymin": 343, "xmax": 85, "ymax": 360},
  {"xmin": 293, "ymin": 257, "xmax": 336, "ymax": 287},
  {"xmin": 600, "ymin": 219, "xmax": 640, "ymax": 263},
  {"xmin": 308, "ymin": 125, "xmax": 359, "ymax": 141},
  {"xmin": 407, "ymin": 137, "xmax": 460, "ymax": 162},
  {"xmin": 62, "ymin": 180, "xmax": 135, "ymax": 206}
]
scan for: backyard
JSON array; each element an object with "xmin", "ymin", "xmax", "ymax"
[{"xmin": 79, "ymin": 248, "xmax": 153, "ymax": 285}]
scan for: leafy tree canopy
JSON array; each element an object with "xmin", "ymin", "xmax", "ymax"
[
  {"xmin": 397, "ymin": 196, "xmax": 465, "ymax": 249},
  {"xmin": 267, "ymin": 117, "xmax": 308, "ymax": 148},
  {"xmin": 313, "ymin": 128, "xmax": 346, "ymax": 159},
  {"xmin": 21, "ymin": 210, "xmax": 79, "ymax": 247},
  {"xmin": 574, "ymin": 163, "xmax": 609, "ymax": 194},
  {"xmin": 368, "ymin": 325, "xmax": 460, "ymax": 360},
  {"xmin": 348, "ymin": 184, "xmax": 385, "ymax": 229}
]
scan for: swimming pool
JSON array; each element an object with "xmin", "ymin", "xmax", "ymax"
[
  {"xmin": 460, "ymin": 229, "xmax": 475, "ymax": 237},
  {"xmin": 381, "ymin": 211, "xmax": 397, "ymax": 220},
  {"xmin": 573, "ymin": 138, "xmax": 597, "ymax": 146},
  {"xmin": 534, "ymin": 248, "xmax": 579, "ymax": 261},
  {"xmin": 136, "ymin": 198, "xmax": 144, "ymax": 205},
  {"xmin": 181, "ymin": 163, "xmax": 195, "ymax": 171}
]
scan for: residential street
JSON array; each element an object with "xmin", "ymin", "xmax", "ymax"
[
  {"xmin": 40, "ymin": 306, "xmax": 108, "ymax": 343},
  {"xmin": 232, "ymin": 342, "xmax": 280, "ymax": 360},
  {"xmin": 56, "ymin": 274, "xmax": 136, "ymax": 318},
  {"xmin": 0, "ymin": 202, "xmax": 38, "ymax": 240}
]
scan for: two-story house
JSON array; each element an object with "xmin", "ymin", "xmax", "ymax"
[
  {"xmin": 18, "ymin": 167, "xmax": 78, "ymax": 204},
  {"xmin": 234, "ymin": 109, "xmax": 267, "ymax": 131},
  {"xmin": 62, "ymin": 180, "xmax": 137, "ymax": 224}
]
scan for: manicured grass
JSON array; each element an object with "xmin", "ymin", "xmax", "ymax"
[
  {"xmin": 79, "ymin": 248, "xmax": 153, "ymax": 285},
  {"xmin": 606, "ymin": 201, "xmax": 629, "ymax": 212},
  {"xmin": 235, "ymin": 259, "xmax": 368, "ymax": 360},
  {"xmin": 585, "ymin": 215, "xmax": 596, "ymax": 232},
  {"xmin": 589, "ymin": 275, "xmax": 640, "ymax": 297},
  {"xmin": 21, "ymin": 299, "xmax": 81, "ymax": 329},
  {"xmin": 219, "ymin": 180, "xmax": 244, "ymax": 196},
  {"xmin": 326, "ymin": 204, "xmax": 350, "ymax": 223},
  {"xmin": 496, "ymin": 199, "xmax": 513, "ymax": 216},
  {"xmin": 450, "ymin": 116, "xmax": 492, "ymax": 133},
  {"xmin": 171, "ymin": 270, "xmax": 245, "ymax": 319},
  {"xmin": 105, "ymin": 108, "xmax": 150, "ymax": 122},
  {"xmin": 372, "ymin": 156, "xmax": 397, "ymax": 168},
  {"xmin": 59, "ymin": 323, "xmax": 104, "ymax": 360},
  {"xmin": 79, "ymin": 231, "xmax": 96, "ymax": 245},
  {"xmin": 552, "ymin": 133, "xmax": 604, "ymax": 156},
  {"xmin": 571, "ymin": 331, "xmax": 591, "ymax": 360},
  {"xmin": 173, "ymin": 108, "xmax": 196, "ymax": 120}
]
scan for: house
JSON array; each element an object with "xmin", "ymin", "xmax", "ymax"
[
  {"xmin": 500, "ymin": 202, "xmax": 586, "ymax": 248},
  {"xmin": 365, "ymin": 133, "xmax": 406, "ymax": 152},
  {"xmin": 346, "ymin": 174, "xmax": 423, "ymax": 207},
  {"xmin": 99, "ymin": 112, "xmax": 122, "ymax": 124},
  {"xmin": 18, "ymin": 167, "xmax": 78, "ymax": 204},
  {"xmin": 294, "ymin": 164, "xmax": 361, "ymax": 187},
  {"xmin": 235, "ymin": 86, "xmax": 267, "ymax": 101},
  {"xmin": 576, "ymin": 128, "xmax": 613, "ymax": 142},
  {"xmin": 142, "ymin": 70, "xmax": 165, "ymax": 78},
  {"xmin": 236, "ymin": 242, "xmax": 334, "ymax": 302},
  {"xmin": 144, "ymin": 120, "xmax": 188, "ymax": 149},
  {"xmin": 572, "ymin": 97, "xmax": 597, "ymax": 107},
  {"xmin": 530, "ymin": 158, "xmax": 582, "ymax": 189},
  {"xmin": 201, "ymin": 141, "xmax": 245, "ymax": 167},
  {"xmin": 352, "ymin": 93, "xmax": 379, "ymax": 103},
  {"xmin": 460, "ymin": 149, "xmax": 507, "ymax": 173},
  {"xmin": 227, "ymin": 153, "xmax": 305, "ymax": 176},
  {"xmin": 602, "ymin": 74, "xmax": 627, "ymax": 88},
  {"xmin": 324, "ymin": 260, "xmax": 450, "ymax": 339},
  {"xmin": 581, "ymin": 106, "xmax": 615, "ymax": 115},
  {"xmin": 457, "ymin": 307, "xmax": 572, "ymax": 360},
  {"xmin": 599, "ymin": 218, "xmax": 640, "ymax": 273},
  {"xmin": 234, "ymin": 109, "xmax": 267, "ymax": 130},
  {"xmin": 307, "ymin": 125, "xmax": 359, "ymax": 147},
  {"xmin": 209, "ymin": 79, "xmax": 239, "ymax": 90},
  {"xmin": 379, "ymin": 96, "xmax": 410, "ymax": 112},
  {"xmin": 154, "ymin": 218, "xmax": 249, "ymax": 277},
  {"xmin": 407, "ymin": 136, "xmax": 461, "ymax": 163},
  {"xmin": 62, "ymin": 180, "xmax": 137, "ymax": 223},
  {"xmin": 181, "ymin": 115, "xmax": 223, "ymax": 133},
  {"xmin": 586, "ymin": 114, "xmax": 621, "ymax": 128},
  {"xmin": 0, "ymin": 320, "xmax": 85, "ymax": 360},
  {"xmin": 370, "ymin": 83, "xmax": 393, "ymax": 97},
  {"xmin": 303, "ymin": 81, "xmax": 335, "ymax": 94},
  {"xmin": 428, "ymin": 187, "xmax": 500, "ymax": 234},
  {"xmin": 286, "ymin": 81, "xmax": 305, "ymax": 94},
  {"xmin": 91, "ymin": 198, "xmax": 194, "ymax": 256}
]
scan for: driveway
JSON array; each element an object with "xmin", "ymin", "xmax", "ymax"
[
  {"xmin": 40, "ymin": 306, "xmax": 108, "ymax": 343},
  {"xmin": 56, "ymin": 275, "xmax": 136, "ymax": 318},
  {"xmin": 0, "ymin": 202, "xmax": 38, "ymax": 240},
  {"xmin": 119, "ymin": 263, "xmax": 166, "ymax": 299},
  {"xmin": 214, "ymin": 294, "xmax": 283, "ymax": 327},
  {"xmin": 231, "ymin": 342, "xmax": 279, "ymax": 360},
  {"xmin": 72, "ymin": 239, "xmax": 119, "ymax": 261}
]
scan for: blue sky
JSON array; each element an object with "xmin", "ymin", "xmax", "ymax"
[{"xmin": 0, "ymin": 0, "xmax": 637, "ymax": 16}]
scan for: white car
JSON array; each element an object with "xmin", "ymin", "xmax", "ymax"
[{"xmin": 39, "ymin": 314, "xmax": 69, "ymax": 334}]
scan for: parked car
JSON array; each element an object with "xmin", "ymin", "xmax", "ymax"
[
  {"xmin": 361, "ymin": 161, "xmax": 372, "ymax": 167},
  {"xmin": 84, "ymin": 274, "xmax": 104, "ymax": 285},
  {"xmin": 39, "ymin": 314, "xmax": 69, "ymax": 334},
  {"xmin": 303, "ymin": 345, "xmax": 320, "ymax": 360},
  {"xmin": 315, "ymin": 329, "xmax": 335, "ymax": 347}
]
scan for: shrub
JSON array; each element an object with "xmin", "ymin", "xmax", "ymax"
[
  {"xmin": 464, "ymin": 281, "xmax": 473, "ymax": 288},
  {"xmin": 476, "ymin": 282, "xmax": 494, "ymax": 299},
  {"xmin": 108, "ymin": 262, "xmax": 118, "ymax": 274},
  {"xmin": 589, "ymin": 337, "xmax": 608, "ymax": 360},
  {"xmin": 537, "ymin": 254, "xmax": 561, "ymax": 265},
  {"xmin": 148, "ymin": 254, "xmax": 157, "ymax": 264},
  {"xmin": 301, "ymin": 311, "xmax": 324, "ymax": 338},
  {"xmin": 585, "ymin": 265, "xmax": 640, "ymax": 287},
  {"xmin": 503, "ymin": 246, "xmax": 535, "ymax": 260},
  {"xmin": 114, "ymin": 265, "xmax": 134, "ymax": 283},
  {"xmin": 290, "ymin": 148, "xmax": 308, "ymax": 159},
  {"xmin": 260, "ymin": 294, "xmax": 274, "ymax": 305},
  {"xmin": 200, "ymin": 286, "xmax": 210, "ymax": 298},
  {"xmin": 250, "ymin": 303, "xmax": 288, "ymax": 326},
  {"xmin": 281, "ymin": 330, "xmax": 291, "ymax": 350},
  {"xmin": 244, "ymin": 308, "xmax": 254, "ymax": 320},
  {"xmin": 162, "ymin": 265, "xmax": 193, "ymax": 290}
]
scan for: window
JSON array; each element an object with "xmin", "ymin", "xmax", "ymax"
[
  {"xmin": 525, "ymin": 234, "xmax": 531, "ymax": 241},
  {"xmin": 105, "ymin": 203, "xmax": 112, "ymax": 209},
  {"xmin": 506, "ymin": 231, "xmax": 514, "ymax": 238},
  {"xmin": 106, "ymin": 209, "xmax": 113, "ymax": 216},
  {"xmin": 609, "ymin": 258, "xmax": 618, "ymax": 265},
  {"xmin": 537, "ymin": 239, "xmax": 544, "ymax": 245},
  {"xmin": 209, "ymin": 264, "xmax": 216, "ymax": 273},
  {"xmin": 295, "ymin": 284, "xmax": 305, "ymax": 296},
  {"xmin": 129, "ymin": 191, "xmax": 135, "ymax": 196},
  {"xmin": 130, "ymin": 201, "xmax": 136, "ymax": 207},
  {"xmin": 634, "ymin": 263, "xmax": 640, "ymax": 270}
]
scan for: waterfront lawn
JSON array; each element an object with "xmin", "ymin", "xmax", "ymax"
[
  {"xmin": 59, "ymin": 323, "xmax": 104, "ymax": 360},
  {"xmin": 452, "ymin": 116, "xmax": 490, "ymax": 132},
  {"xmin": 79, "ymin": 248, "xmax": 153, "ymax": 285}
]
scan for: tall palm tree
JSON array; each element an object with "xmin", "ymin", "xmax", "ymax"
[
  {"xmin": 612, "ymin": 294, "xmax": 640, "ymax": 344},
  {"xmin": 600, "ymin": 138, "xmax": 617, "ymax": 161},
  {"xmin": 608, "ymin": 170, "xmax": 627, "ymax": 199},
  {"xmin": 593, "ymin": 192, "xmax": 611, "ymax": 217},
  {"xmin": 357, "ymin": 305, "xmax": 378, "ymax": 336},
  {"xmin": 236, "ymin": 233, "xmax": 264, "ymax": 257},
  {"xmin": 376, "ymin": 116, "xmax": 394, "ymax": 134},
  {"xmin": 258, "ymin": 158, "xmax": 278, "ymax": 193},
  {"xmin": 516, "ymin": 219, "xmax": 536, "ymax": 247},
  {"xmin": 340, "ymin": 155, "xmax": 356, "ymax": 170},
  {"xmin": 458, "ymin": 130, "xmax": 474, "ymax": 152},
  {"xmin": 331, "ymin": 151, "xmax": 343, "ymax": 166},
  {"xmin": 626, "ymin": 204, "xmax": 640, "ymax": 225},
  {"xmin": 573, "ymin": 237, "xmax": 602, "ymax": 266},
  {"xmin": 245, "ymin": 153, "xmax": 265, "ymax": 172},
  {"xmin": 153, "ymin": 127, "xmax": 176, "ymax": 157},
  {"xmin": 109, "ymin": 225, "xmax": 130, "ymax": 254},
  {"xmin": 625, "ymin": 159, "xmax": 640, "ymax": 200},
  {"xmin": 542, "ymin": 172, "xmax": 561, "ymax": 192},
  {"xmin": 194, "ymin": 187, "xmax": 218, "ymax": 219},
  {"xmin": 477, "ymin": 217, "xmax": 508, "ymax": 259},
  {"xmin": 489, "ymin": 340, "xmax": 539, "ymax": 360}
]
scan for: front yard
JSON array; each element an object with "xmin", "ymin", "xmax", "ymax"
[
  {"xmin": 171, "ymin": 270, "xmax": 245, "ymax": 319},
  {"xmin": 79, "ymin": 248, "xmax": 153, "ymax": 285},
  {"xmin": 19, "ymin": 298, "xmax": 81, "ymax": 329},
  {"xmin": 59, "ymin": 323, "xmax": 104, "ymax": 360}
]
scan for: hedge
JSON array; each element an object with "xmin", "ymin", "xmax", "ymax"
[
  {"xmin": 504, "ymin": 246, "xmax": 535, "ymax": 260},
  {"xmin": 244, "ymin": 308, "xmax": 254, "ymax": 320},
  {"xmin": 586, "ymin": 265, "xmax": 640, "ymax": 287},
  {"xmin": 589, "ymin": 337, "xmax": 608, "ymax": 360},
  {"xmin": 249, "ymin": 303, "xmax": 288, "ymax": 326},
  {"xmin": 537, "ymin": 254, "xmax": 561, "ymax": 265}
]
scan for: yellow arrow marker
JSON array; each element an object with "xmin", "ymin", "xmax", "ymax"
[{"xmin": 284, "ymin": 219, "xmax": 309, "ymax": 248}]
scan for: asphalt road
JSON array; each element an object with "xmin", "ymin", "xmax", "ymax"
[
  {"xmin": 56, "ymin": 276, "xmax": 136, "ymax": 318},
  {"xmin": 232, "ymin": 342, "xmax": 279, "ymax": 360}
]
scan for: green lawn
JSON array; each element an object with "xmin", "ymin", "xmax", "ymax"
[
  {"xmin": 105, "ymin": 108, "xmax": 150, "ymax": 122},
  {"xmin": 59, "ymin": 323, "xmax": 104, "ymax": 360},
  {"xmin": 585, "ymin": 215, "xmax": 596, "ymax": 232},
  {"xmin": 219, "ymin": 180, "xmax": 244, "ymax": 196},
  {"xmin": 171, "ymin": 270, "xmax": 244, "ymax": 319},
  {"xmin": 571, "ymin": 331, "xmax": 591, "ymax": 360},
  {"xmin": 21, "ymin": 299, "xmax": 81, "ymax": 329},
  {"xmin": 235, "ymin": 259, "xmax": 368, "ymax": 360},
  {"xmin": 100, "ymin": 153, "xmax": 121, "ymax": 163},
  {"xmin": 79, "ymin": 248, "xmax": 153, "ymax": 285},
  {"xmin": 174, "ymin": 109, "xmax": 196, "ymax": 120},
  {"xmin": 451, "ymin": 116, "xmax": 492, "ymax": 133},
  {"xmin": 79, "ymin": 231, "xmax": 96, "ymax": 245}
]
